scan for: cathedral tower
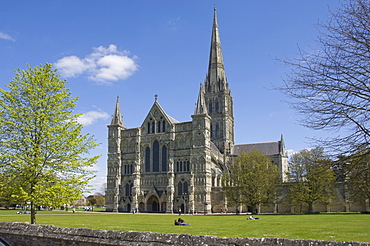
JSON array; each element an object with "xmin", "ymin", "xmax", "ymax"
[
  {"xmin": 203, "ymin": 8, "xmax": 234, "ymax": 154},
  {"xmin": 106, "ymin": 97, "xmax": 125, "ymax": 212}
]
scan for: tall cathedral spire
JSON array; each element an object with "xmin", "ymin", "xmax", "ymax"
[
  {"xmin": 110, "ymin": 96, "xmax": 124, "ymax": 126},
  {"xmin": 206, "ymin": 7, "xmax": 228, "ymax": 93},
  {"xmin": 203, "ymin": 8, "xmax": 234, "ymax": 154},
  {"xmin": 195, "ymin": 83, "xmax": 208, "ymax": 115}
]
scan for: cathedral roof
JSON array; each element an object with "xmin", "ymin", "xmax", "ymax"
[
  {"xmin": 141, "ymin": 98, "xmax": 180, "ymax": 129},
  {"xmin": 154, "ymin": 100, "xmax": 180, "ymax": 123},
  {"xmin": 232, "ymin": 141, "xmax": 282, "ymax": 156},
  {"xmin": 210, "ymin": 141, "xmax": 221, "ymax": 153},
  {"xmin": 167, "ymin": 114, "xmax": 180, "ymax": 124}
]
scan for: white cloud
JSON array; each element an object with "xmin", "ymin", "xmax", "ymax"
[
  {"xmin": 78, "ymin": 110, "xmax": 110, "ymax": 126},
  {"xmin": 0, "ymin": 32, "xmax": 15, "ymax": 41},
  {"xmin": 55, "ymin": 44, "xmax": 138, "ymax": 85},
  {"xmin": 84, "ymin": 163, "xmax": 101, "ymax": 172},
  {"xmin": 90, "ymin": 54, "xmax": 137, "ymax": 82},
  {"xmin": 54, "ymin": 56, "xmax": 92, "ymax": 77},
  {"xmin": 286, "ymin": 149, "xmax": 296, "ymax": 157},
  {"xmin": 87, "ymin": 173, "xmax": 107, "ymax": 193}
]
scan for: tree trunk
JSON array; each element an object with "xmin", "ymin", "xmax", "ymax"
[
  {"xmin": 251, "ymin": 204, "xmax": 258, "ymax": 215},
  {"xmin": 308, "ymin": 202, "xmax": 313, "ymax": 214},
  {"xmin": 31, "ymin": 201, "xmax": 36, "ymax": 224}
]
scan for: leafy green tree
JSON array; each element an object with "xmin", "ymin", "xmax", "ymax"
[
  {"xmin": 88, "ymin": 198, "xmax": 97, "ymax": 211},
  {"xmin": 0, "ymin": 173, "xmax": 23, "ymax": 208},
  {"xmin": 344, "ymin": 151, "xmax": 370, "ymax": 208},
  {"xmin": 222, "ymin": 149, "xmax": 281, "ymax": 214},
  {"xmin": 287, "ymin": 148, "xmax": 336, "ymax": 213},
  {"xmin": 94, "ymin": 192, "xmax": 106, "ymax": 207},
  {"xmin": 0, "ymin": 63, "xmax": 99, "ymax": 224}
]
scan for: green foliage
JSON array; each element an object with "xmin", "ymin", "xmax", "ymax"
[
  {"xmin": 88, "ymin": 198, "xmax": 97, "ymax": 206},
  {"xmin": 287, "ymin": 148, "xmax": 336, "ymax": 213},
  {"xmin": 222, "ymin": 150, "xmax": 281, "ymax": 214},
  {"xmin": 0, "ymin": 63, "xmax": 99, "ymax": 223},
  {"xmin": 0, "ymin": 173, "xmax": 22, "ymax": 206},
  {"xmin": 0, "ymin": 211, "xmax": 369, "ymax": 242},
  {"xmin": 93, "ymin": 193, "xmax": 106, "ymax": 206},
  {"xmin": 344, "ymin": 151, "xmax": 370, "ymax": 204}
]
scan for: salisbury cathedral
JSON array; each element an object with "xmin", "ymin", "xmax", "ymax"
[{"xmin": 105, "ymin": 8, "xmax": 288, "ymax": 214}]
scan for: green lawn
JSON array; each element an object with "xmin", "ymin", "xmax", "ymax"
[{"xmin": 0, "ymin": 210, "xmax": 369, "ymax": 243}]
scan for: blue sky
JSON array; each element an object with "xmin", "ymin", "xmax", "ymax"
[{"xmin": 0, "ymin": 0, "xmax": 341, "ymax": 193}]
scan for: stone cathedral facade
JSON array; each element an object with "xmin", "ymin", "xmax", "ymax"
[{"xmin": 106, "ymin": 9, "xmax": 288, "ymax": 213}]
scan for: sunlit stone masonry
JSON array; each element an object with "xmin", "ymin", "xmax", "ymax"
[{"xmin": 106, "ymin": 8, "xmax": 288, "ymax": 213}]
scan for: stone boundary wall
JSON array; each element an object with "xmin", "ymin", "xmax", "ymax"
[{"xmin": 0, "ymin": 222, "xmax": 369, "ymax": 246}]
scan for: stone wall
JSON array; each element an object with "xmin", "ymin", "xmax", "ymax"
[{"xmin": 0, "ymin": 222, "xmax": 368, "ymax": 246}]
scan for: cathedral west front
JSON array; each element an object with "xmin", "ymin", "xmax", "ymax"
[{"xmin": 106, "ymin": 8, "xmax": 288, "ymax": 213}]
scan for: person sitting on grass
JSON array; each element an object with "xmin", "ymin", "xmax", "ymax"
[
  {"xmin": 174, "ymin": 218, "xmax": 189, "ymax": 225},
  {"xmin": 248, "ymin": 215, "xmax": 259, "ymax": 220}
]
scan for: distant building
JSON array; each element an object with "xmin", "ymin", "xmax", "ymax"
[{"xmin": 106, "ymin": 8, "xmax": 288, "ymax": 213}]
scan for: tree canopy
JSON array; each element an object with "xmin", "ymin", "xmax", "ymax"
[
  {"xmin": 278, "ymin": 0, "xmax": 370, "ymax": 156},
  {"xmin": 339, "ymin": 151, "xmax": 370, "ymax": 206},
  {"xmin": 0, "ymin": 63, "xmax": 99, "ymax": 223},
  {"xmin": 222, "ymin": 149, "xmax": 280, "ymax": 214},
  {"xmin": 287, "ymin": 148, "xmax": 336, "ymax": 213}
]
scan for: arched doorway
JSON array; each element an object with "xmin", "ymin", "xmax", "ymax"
[
  {"xmin": 152, "ymin": 201, "xmax": 158, "ymax": 212},
  {"xmin": 127, "ymin": 203, "xmax": 131, "ymax": 213},
  {"xmin": 147, "ymin": 195, "xmax": 159, "ymax": 212}
]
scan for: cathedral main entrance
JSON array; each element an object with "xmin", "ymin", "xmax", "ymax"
[{"xmin": 147, "ymin": 195, "xmax": 159, "ymax": 212}]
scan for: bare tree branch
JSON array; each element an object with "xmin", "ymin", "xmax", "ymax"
[{"xmin": 277, "ymin": 0, "xmax": 370, "ymax": 156}]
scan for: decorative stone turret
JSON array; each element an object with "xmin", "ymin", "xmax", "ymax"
[{"xmin": 106, "ymin": 97, "xmax": 126, "ymax": 212}]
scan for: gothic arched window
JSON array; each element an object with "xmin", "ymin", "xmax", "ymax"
[
  {"xmin": 178, "ymin": 182, "xmax": 183, "ymax": 196},
  {"xmin": 124, "ymin": 163, "xmax": 134, "ymax": 175},
  {"xmin": 157, "ymin": 121, "xmax": 161, "ymax": 133},
  {"xmin": 184, "ymin": 160, "xmax": 190, "ymax": 172},
  {"xmin": 177, "ymin": 179, "xmax": 188, "ymax": 196},
  {"xmin": 125, "ymin": 180, "xmax": 133, "ymax": 197},
  {"xmin": 162, "ymin": 145, "xmax": 168, "ymax": 172},
  {"xmin": 153, "ymin": 140, "xmax": 159, "ymax": 172},
  {"xmin": 175, "ymin": 159, "xmax": 190, "ymax": 173},
  {"xmin": 145, "ymin": 147, "xmax": 150, "ymax": 172},
  {"xmin": 183, "ymin": 181, "xmax": 188, "ymax": 194},
  {"xmin": 162, "ymin": 121, "xmax": 166, "ymax": 132},
  {"xmin": 125, "ymin": 183, "xmax": 130, "ymax": 196},
  {"xmin": 215, "ymin": 100, "xmax": 219, "ymax": 112},
  {"xmin": 216, "ymin": 123, "xmax": 220, "ymax": 138},
  {"xmin": 151, "ymin": 122, "xmax": 155, "ymax": 133}
]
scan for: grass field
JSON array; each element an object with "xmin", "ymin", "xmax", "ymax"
[{"xmin": 0, "ymin": 209, "xmax": 369, "ymax": 243}]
